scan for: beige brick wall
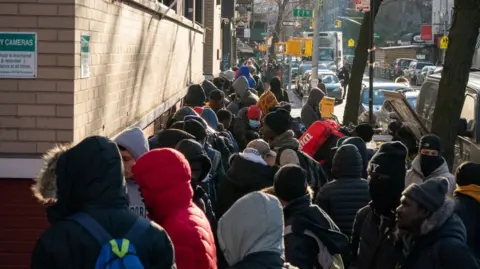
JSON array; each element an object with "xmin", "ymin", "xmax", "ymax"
[
  {"xmin": 73, "ymin": 0, "xmax": 204, "ymax": 141},
  {"xmin": 0, "ymin": 1, "xmax": 75, "ymax": 155},
  {"xmin": 0, "ymin": 0, "xmax": 205, "ymax": 155}
]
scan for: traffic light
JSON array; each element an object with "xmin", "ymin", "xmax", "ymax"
[{"xmin": 335, "ymin": 19, "xmax": 342, "ymax": 28}]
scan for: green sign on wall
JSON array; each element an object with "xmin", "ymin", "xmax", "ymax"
[{"xmin": 293, "ymin": 9, "xmax": 313, "ymax": 18}]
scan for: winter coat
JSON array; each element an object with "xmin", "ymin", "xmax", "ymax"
[
  {"xmin": 235, "ymin": 66, "xmax": 256, "ymax": 88},
  {"xmin": 283, "ymin": 195, "xmax": 349, "ymax": 269},
  {"xmin": 300, "ymin": 88, "xmax": 324, "ymax": 129},
  {"xmin": 405, "ymin": 156, "xmax": 455, "ymax": 196},
  {"xmin": 270, "ymin": 78, "xmax": 290, "ymax": 103},
  {"xmin": 315, "ymin": 145, "xmax": 370, "ymax": 238},
  {"xmin": 216, "ymin": 154, "xmax": 277, "ymax": 218},
  {"xmin": 218, "ymin": 192, "xmax": 296, "ymax": 269},
  {"xmin": 454, "ymin": 185, "xmax": 480, "ymax": 259},
  {"xmin": 30, "ymin": 136, "xmax": 175, "ymax": 269},
  {"xmin": 338, "ymin": 137, "xmax": 369, "ymax": 179},
  {"xmin": 227, "ymin": 77, "xmax": 259, "ymax": 116},
  {"xmin": 185, "ymin": 84, "xmax": 207, "ymax": 107},
  {"xmin": 132, "ymin": 148, "xmax": 217, "ymax": 269},
  {"xmin": 175, "ymin": 139, "xmax": 217, "ymax": 231},
  {"xmin": 351, "ymin": 204, "xmax": 404, "ymax": 269},
  {"xmin": 254, "ymin": 75, "xmax": 266, "ymax": 96},
  {"xmin": 398, "ymin": 200, "xmax": 479, "ymax": 269},
  {"xmin": 232, "ymin": 107, "xmax": 260, "ymax": 151}
]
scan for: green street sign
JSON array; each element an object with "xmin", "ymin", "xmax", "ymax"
[
  {"xmin": 293, "ymin": 9, "xmax": 313, "ymax": 18},
  {"xmin": 374, "ymin": 33, "xmax": 380, "ymax": 39}
]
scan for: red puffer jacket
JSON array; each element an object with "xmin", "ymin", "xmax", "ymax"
[{"xmin": 132, "ymin": 148, "xmax": 217, "ymax": 269}]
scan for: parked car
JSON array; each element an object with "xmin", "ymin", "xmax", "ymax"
[
  {"xmin": 383, "ymin": 69, "xmax": 480, "ymax": 170},
  {"xmin": 304, "ymin": 71, "xmax": 343, "ymax": 102},
  {"xmin": 359, "ymin": 82, "xmax": 411, "ymax": 115},
  {"xmin": 392, "ymin": 58, "xmax": 416, "ymax": 78},
  {"xmin": 403, "ymin": 61, "xmax": 434, "ymax": 85},
  {"xmin": 416, "ymin": 65, "xmax": 437, "ymax": 85}
]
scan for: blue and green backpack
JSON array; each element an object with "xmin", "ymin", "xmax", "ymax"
[{"xmin": 69, "ymin": 213, "xmax": 149, "ymax": 269}]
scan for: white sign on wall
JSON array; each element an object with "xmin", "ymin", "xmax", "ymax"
[
  {"xmin": 0, "ymin": 32, "xmax": 37, "ymax": 78},
  {"xmin": 80, "ymin": 34, "xmax": 91, "ymax": 79}
]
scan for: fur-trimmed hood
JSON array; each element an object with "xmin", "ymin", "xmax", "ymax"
[
  {"xmin": 32, "ymin": 136, "xmax": 128, "ymax": 222},
  {"xmin": 396, "ymin": 199, "xmax": 466, "ymax": 249}
]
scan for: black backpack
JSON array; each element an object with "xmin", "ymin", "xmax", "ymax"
[{"xmin": 276, "ymin": 146, "xmax": 327, "ymax": 196}]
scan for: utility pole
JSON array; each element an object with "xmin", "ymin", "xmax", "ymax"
[
  {"xmin": 310, "ymin": 0, "xmax": 322, "ymax": 91},
  {"xmin": 368, "ymin": 0, "xmax": 375, "ymax": 124}
]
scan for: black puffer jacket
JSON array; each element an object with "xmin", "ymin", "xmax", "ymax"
[
  {"xmin": 175, "ymin": 139, "xmax": 217, "ymax": 230},
  {"xmin": 351, "ymin": 204, "xmax": 403, "ymax": 269},
  {"xmin": 284, "ymin": 196, "xmax": 349, "ymax": 269},
  {"xmin": 455, "ymin": 192, "xmax": 480, "ymax": 259},
  {"xmin": 30, "ymin": 136, "xmax": 175, "ymax": 269},
  {"xmin": 399, "ymin": 201, "xmax": 479, "ymax": 269},
  {"xmin": 216, "ymin": 154, "xmax": 277, "ymax": 218},
  {"xmin": 315, "ymin": 144, "xmax": 370, "ymax": 239}
]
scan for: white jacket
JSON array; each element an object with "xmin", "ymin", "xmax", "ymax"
[{"xmin": 405, "ymin": 156, "xmax": 455, "ymax": 196}]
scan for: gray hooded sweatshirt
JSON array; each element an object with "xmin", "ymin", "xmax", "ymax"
[
  {"xmin": 218, "ymin": 191, "xmax": 285, "ymax": 267},
  {"xmin": 113, "ymin": 127, "xmax": 149, "ymax": 218}
]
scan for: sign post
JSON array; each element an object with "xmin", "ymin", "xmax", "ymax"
[{"xmin": 0, "ymin": 32, "xmax": 37, "ymax": 79}]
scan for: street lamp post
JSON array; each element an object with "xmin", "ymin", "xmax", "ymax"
[{"xmin": 368, "ymin": 0, "xmax": 375, "ymax": 124}]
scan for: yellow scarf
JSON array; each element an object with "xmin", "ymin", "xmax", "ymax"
[{"xmin": 455, "ymin": 184, "xmax": 480, "ymax": 203}]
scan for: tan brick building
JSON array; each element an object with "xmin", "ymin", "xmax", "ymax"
[{"xmin": 0, "ymin": 0, "xmax": 219, "ymax": 267}]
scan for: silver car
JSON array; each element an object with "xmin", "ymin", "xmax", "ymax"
[{"xmin": 416, "ymin": 66, "xmax": 436, "ymax": 85}]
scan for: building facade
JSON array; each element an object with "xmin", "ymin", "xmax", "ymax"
[{"xmin": 0, "ymin": 0, "xmax": 217, "ymax": 267}]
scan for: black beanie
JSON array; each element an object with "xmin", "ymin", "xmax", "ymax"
[
  {"xmin": 419, "ymin": 134, "xmax": 442, "ymax": 154},
  {"xmin": 456, "ymin": 162, "xmax": 480, "ymax": 186},
  {"xmin": 331, "ymin": 144, "xmax": 363, "ymax": 178},
  {"xmin": 184, "ymin": 119, "xmax": 207, "ymax": 142},
  {"xmin": 184, "ymin": 84, "xmax": 206, "ymax": 107},
  {"xmin": 354, "ymin": 123, "xmax": 374, "ymax": 143},
  {"xmin": 274, "ymin": 164, "xmax": 308, "ymax": 202},
  {"xmin": 403, "ymin": 177, "xmax": 449, "ymax": 212},
  {"xmin": 264, "ymin": 108, "xmax": 291, "ymax": 135},
  {"xmin": 368, "ymin": 141, "xmax": 408, "ymax": 214}
]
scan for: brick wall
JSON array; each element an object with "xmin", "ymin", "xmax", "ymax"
[
  {"xmin": 0, "ymin": 0, "xmax": 205, "ymax": 154},
  {"xmin": 73, "ymin": 0, "xmax": 205, "ymax": 140},
  {"xmin": 0, "ymin": 1, "xmax": 76, "ymax": 156}
]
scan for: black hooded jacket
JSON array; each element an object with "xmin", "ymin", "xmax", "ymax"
[
  {"xmin": 315, "ymin": 144, "xmax": 370, "ymax": 239},
  {"xmin": 30, "ymin": 136, "xmax": 175, "ymax": 269},
  {"xmin": 270, "ymin": 77, "xmax": 290, "ymax": 103},
  {"xmin": 284, "ymin": 196, "xmax": 349, "ymax": 269},
  {"xmin": 216, "ymin": 154, "xmax": 278, "ymax": 218},
  {"xmin": 175, "ymin": 139, "xmax": 217, "ymax": 230}
]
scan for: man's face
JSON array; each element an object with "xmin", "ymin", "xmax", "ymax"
[
  {"xmin": 209, "ymin": 99, "xmax": 224, "ymax": 112},
  {"xmin": 396, "ymin": 196, "xmax": 429, "ymax": 231},
  {"xmin": 120, "ymin": 150, "xmax": 135, "ymax": 179},
  {"xmin": 261, "ymin": 124, "xmax": 276, "ymax": 143},
  {"xmin": 190, "ymin": 162, "xmax": 203, "ymax": 182}
]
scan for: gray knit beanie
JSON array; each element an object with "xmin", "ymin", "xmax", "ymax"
[{"xmin": 402, "ymin": 177, "xmax": 449, "ymax": 212}]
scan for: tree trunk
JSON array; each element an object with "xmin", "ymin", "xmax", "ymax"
[
  {"xmin": 430, "ymin": 0, "xmax": 480, "ymax": 169},
  {"xmin": 342, "ymin": 0, "xmax": 383, "ymax": 125},
  {"xmin": 271, "ymin": 0, "xmax": 289, "ymax": 60}
]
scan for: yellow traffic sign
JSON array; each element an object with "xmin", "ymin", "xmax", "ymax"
[
  {"xmin": 304, "ymin": 38, "xmax": 313, "ymax": 56},
  {"xmin": 348, "ymin": 39, "xmax": 355, "ymax": 47},
  {"xmin": 440, "ymin": 35, "xmax": 449, "ymax": 49},
  {"xmin": 286, "ymin": 39, "xmax": 303, "ymax": 56}
]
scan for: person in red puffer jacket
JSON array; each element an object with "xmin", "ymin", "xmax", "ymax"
[{"xmin": 132, "ymin": 148, "xmax": 217, "ymax": 269}]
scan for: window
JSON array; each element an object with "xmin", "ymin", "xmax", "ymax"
[
  {"xmin": 461, "ymin": 94, "xmax": 476, "ymax": 124},
  {"xmin": 195, "ymin": 0, "xmax": 203, "ymax": 25},
  {"xmin": 184, "ymin": 0, "xmax": 194, "ymax": 20},
  {"xmin": 158, "ymin": 0, "xmax": 176, "ymax": 11}
]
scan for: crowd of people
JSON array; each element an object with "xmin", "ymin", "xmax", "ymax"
[{"xmin": 29, "ymin": 61, "xmax": 480, "ymax": 269}]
